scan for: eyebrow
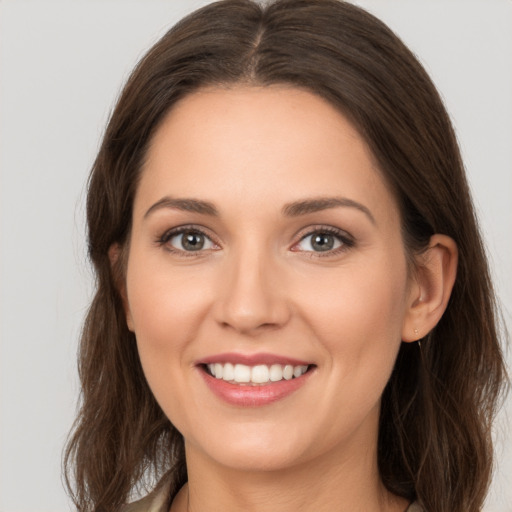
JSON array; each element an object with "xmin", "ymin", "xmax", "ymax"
[
  {"xmin": 144, "ymin": 195, "xmax": 375, "ymax": 224},
  {"xmin": 144, "ymin": 197, "xmax": 218, "ymax": 218},
  {"xmin": 282, "ymin": 196, "xmax": 376, "ymax": 224}
]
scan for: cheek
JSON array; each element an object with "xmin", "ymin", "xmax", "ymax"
[
  {"xmin": 127, "ymin": 254, "xmax": 208, "ymax": 336},
  {"xmin": 292, "ymin": 259, "xmax": 408, "ymax": 438},
  {"xmin": 296, "ymin": 256, "xmax": 408, "ymax": 381},
  {"xmin": 302, "ymin": 259, "xmax": 406, "ymax": 331},
  {"xmin": 124, "ymin": 256, "xmax": 213, "ymax": 388},
  {"xmin": 125, "ymin": 260, "xmax": 216, "ymax": 433}
]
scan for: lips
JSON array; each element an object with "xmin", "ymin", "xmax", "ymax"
[
  {"xmin": 196, "ymin": 353, "xmax": 315, "ymax": 406},
  {"xmin": 198, "ymin": 352, "xmax": 313, "ymax": 367}
]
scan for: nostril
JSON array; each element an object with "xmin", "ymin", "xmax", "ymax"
[{"xmin": 218, "ymin": 317, "xmax": 284, "ymax": 334}]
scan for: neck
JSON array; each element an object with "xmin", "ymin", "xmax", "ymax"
[{"xmin": 171, "ymin": 436, "xmax": 408, "ymax": 512}]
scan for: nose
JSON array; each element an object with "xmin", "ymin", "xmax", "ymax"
[{"xmin": 213, "ymin": 246, "xmax": 291, "ymax": 335}]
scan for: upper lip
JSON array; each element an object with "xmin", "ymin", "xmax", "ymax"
[{"xmin": 195, "ymin": 352, "xmax": 313, "ymax": 367}]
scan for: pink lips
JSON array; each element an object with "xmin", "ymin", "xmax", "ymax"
[
  {"xmin": 196, "ymin": 352, "xmax": 314, "ymax": 407},
  {"xmin": 197, "ymin": 352, "xmax": 311, "ymax": 367}
]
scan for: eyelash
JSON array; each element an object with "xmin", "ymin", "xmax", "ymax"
[
  {"xmin": 292, "ymin": 225, "xmax": 355, "ymax": 258},
  {"xmin": 156, "ymin": 225, "xmax": 219, "ymax": 258},
  {"xmin": 156, "ymin": 224, "xmax": 355, "ymax": 258}
]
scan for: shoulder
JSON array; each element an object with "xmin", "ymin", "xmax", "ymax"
[
  {"xmin": 407, "ymin": 503, "xmax": 425, "ymax": 512},
  {"xmin": 121, "ymin": 478, "xmax": 171, "ymax": 512}
]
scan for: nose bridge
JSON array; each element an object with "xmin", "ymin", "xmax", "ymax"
[{"xmin": 215, "ymin": 239, "xmax": 289, "ymax": 333}]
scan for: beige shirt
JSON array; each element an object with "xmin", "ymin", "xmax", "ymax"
[
  {"xmin": 121, "ymin": 480, "xmax": 170, "ymax": 512},
  {"xmin": 122, "ymin": 480, "xmax": 425, "ymax": 512}
]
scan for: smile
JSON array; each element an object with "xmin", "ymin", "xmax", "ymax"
[
  {"xmin": 197, "ymin": 354, "xmax": 315, "ymax": 407},
  {"xmin": 206, "ymin": 363, "xmax": 309, "ymax": 385}
]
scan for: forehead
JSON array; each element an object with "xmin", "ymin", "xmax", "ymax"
[{"xmin": 136, "ymin": 85, "xmax": 399, "ymax": 225}]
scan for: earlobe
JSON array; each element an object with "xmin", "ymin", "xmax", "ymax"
[
  {"xmin": 402, "ymin": 234, "xmax": 458, "ymax": 342},
  {"xmin": 108, "ymin": 243, "xmax": 135, "ymax": 332},
  {"xmin": 108, "ymin": 243, "xmax": 121, "ymax": 268}
]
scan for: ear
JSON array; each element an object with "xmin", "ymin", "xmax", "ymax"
[
  {"xmin": 402, "ymin": 234, "xmax": 458, "ymax": 342},
  {"xmin": 108, "ymin": 243, "xmax": 135, "ymax": 332}
]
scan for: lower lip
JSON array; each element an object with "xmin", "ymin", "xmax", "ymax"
[{"xmin": 199, "ymin": 367, "xmax": 314, "ymax": 407}]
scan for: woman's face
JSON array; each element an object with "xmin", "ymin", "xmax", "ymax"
[{"xmin": 124, "ymin": 86, "xmax": 416, "ymax": 472}]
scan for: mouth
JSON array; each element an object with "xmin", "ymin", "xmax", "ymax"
[
  {"xmin": 196, "ymin": 354, "xmax": 316, "ymax": 406},
  {"xmin": 202, "ymin": 362, "xmax": 312, "ymax": 385}
]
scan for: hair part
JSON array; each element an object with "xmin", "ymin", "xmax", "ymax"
[{"xmin": 64, "ymin": 1, "xmax": 508, "ymax": 511}]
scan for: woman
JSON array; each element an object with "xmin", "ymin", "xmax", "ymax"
[{"xmin": 64, "ymin": 1, "xmax": 508, "ymax": 511}]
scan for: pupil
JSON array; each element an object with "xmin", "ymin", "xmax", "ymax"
[
  {"xmin": 312, "ymin": 233, "xmax": 334, "ymax": 251},
  {"xmin": 183, "ymin": 232, "xmax": 204, "ymax": 251}
]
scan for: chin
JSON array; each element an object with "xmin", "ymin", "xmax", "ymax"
[
  {"xmin": 185, "ymin": 419, "xmax": 335, "ymax": 474},
  {"xmin": 202, "ymin": 442, "xmax": 307, "ymax": 473}
]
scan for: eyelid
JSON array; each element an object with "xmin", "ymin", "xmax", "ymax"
[
  {"xmin": 290, "ymin": 225, "xmax": 355, "ymax": 255},
  {"xmin": 157, "ymin": 224, "xmax": 221, "ymax": 255},
  {"xmin": 155, "ymin": 223, "xmax": 354, "ymax": 257}
]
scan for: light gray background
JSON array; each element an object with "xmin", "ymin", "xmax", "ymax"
[{"xmin": 0, "ymin": 1, "xmax": 510, "ymax": 511}]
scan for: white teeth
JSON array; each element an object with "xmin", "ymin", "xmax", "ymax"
[
  {"xmin": 269, "ymin": 364, "xmax": 283, "ymax": 382},
  {"xmin": 223, "ymin": 362, "xmax": 234, "ymax": 381},
  {"xmin": 251, "ymin": 365, "xmax": 270, "ymax": 383},
  {"xmin": 207, "ymin": 363, "xmax": 309, "ymax": 384},
  {"xmin": 283, "ymin": 364, "xmax": 294, "ymax": 380},
  {"xmin": 234, "ymin": 364, "xmax": 251, "ymax": 383},
  {"xmin": 214, "ymin": 363, "xmax": 223, "ymax": 379},
  {"xmin": 294, "ymin": 365, "xmax": 307, "ymax": 378}
]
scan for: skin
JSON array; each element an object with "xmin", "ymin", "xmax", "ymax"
[{"xmin": 118, "ymin": 86, "xmax": 457, "ymax": 512}]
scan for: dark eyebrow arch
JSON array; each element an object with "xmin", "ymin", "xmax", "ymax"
[
  {"xmin": 144, "ymin": 197, "xmax": 218, "ymax": 218},
  {"xmin": 282, "ymin": 196, "xmax": 376, "ymax": 225}
]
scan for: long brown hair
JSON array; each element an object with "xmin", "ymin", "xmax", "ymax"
[{"xmin": 64, "ymin": 1, "xmax": 508, "ymax": 511}]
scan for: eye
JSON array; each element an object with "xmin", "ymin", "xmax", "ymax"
[
  {"xmin": 297, "ymin": 232, "xmax": 341, "ymax": 252},
  {"xmin": 161, "ymin": 228, "xmax": 216, "ymax": 252},
  {"xmin": 293, "ymin": 227, "xmax": 353, "ymax": 254}
]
